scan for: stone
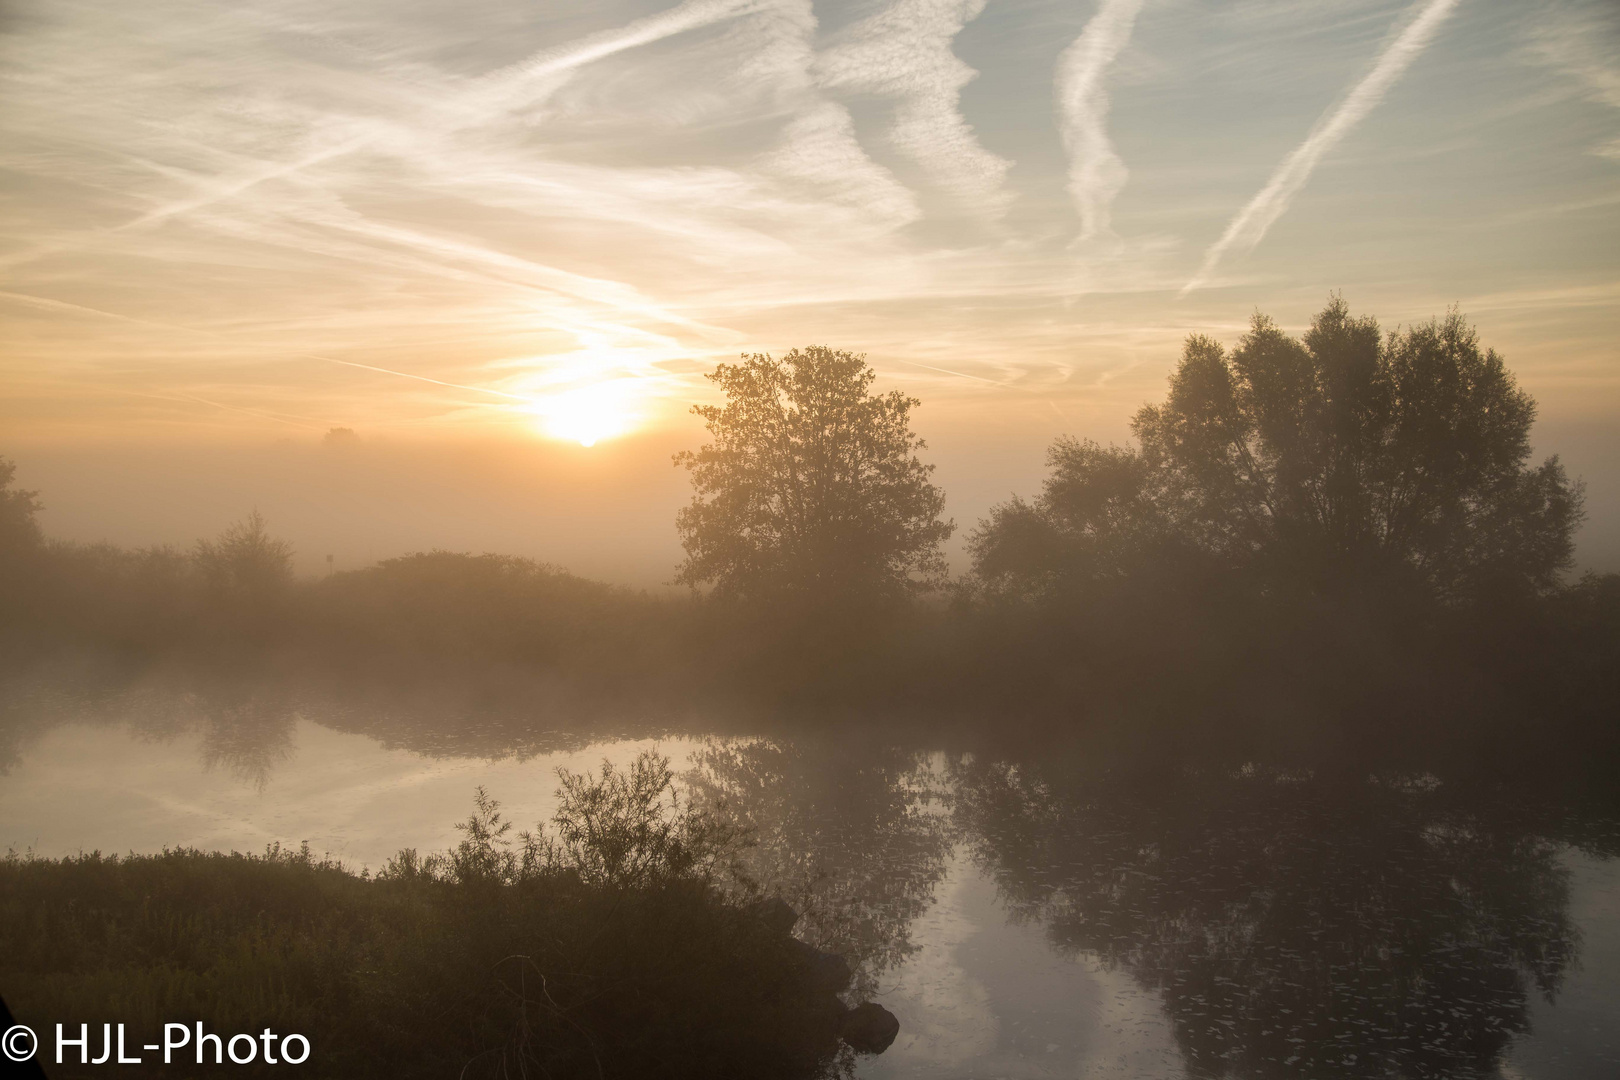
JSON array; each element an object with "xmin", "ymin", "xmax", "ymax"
[{"xmin": 839, "ymin": 1002, "xmax": 899, "ymax": 1054}]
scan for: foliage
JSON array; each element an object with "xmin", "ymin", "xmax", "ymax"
[
  {"xmin": 0, "ymin": 456, "xmax": 43, "ymax": 559},
  {"xmin": 674, "ymin": 347, "xmax": 953, "ymax": 603},
  {"xmin": 0, "ymin": 457, "xmax": 47, "ymax": 641},
  {"xmin": 193, "ymin": 511, "xmax": 294, "ymax": 600},
  {"xmin": 13, "ymin": 512, "xmax": 297, "ymax": 654},
  {"xmin": 389, "ymin": 752, "xmax": 750, "ymax": 890},
  {"xmin": 972, "ymin": 300, "xmax": 1584, "ymax": 603},
  {"xmin": 0, "ymin": 754, "xmax": 854, "ymax": 1080},
  {"xmin": 31, "ymin": 542, "xmax": 203, "ymax": 649},
  {"xmin": 543, "ymin": 752, "xmax": 749, "ymax": 888},
  {"xmin": 308, "ymin": 551, "xmax": 644, "ymax": 669}
]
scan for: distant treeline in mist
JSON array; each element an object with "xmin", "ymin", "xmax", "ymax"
[{"xmin": 2, "ymin": 301, "xmax": 1616, "ymax": 778}]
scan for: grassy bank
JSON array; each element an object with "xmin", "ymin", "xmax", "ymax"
[{"xmin": 0, "ymin": 755, "xmax": 862, "ymax": 1079}]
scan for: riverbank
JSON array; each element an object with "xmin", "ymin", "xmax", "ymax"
[
  {"xmin": 0, "ymin": 755, "xmax": 887, "ymax": 1080},
  {"xmin": 4, "ymin": 536, "xmax": 1619, "ymax": 784}
]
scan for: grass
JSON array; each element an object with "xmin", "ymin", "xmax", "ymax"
[{"xmin": 0, "ymin": 754, "xmax": 857, "ymax": 1079}]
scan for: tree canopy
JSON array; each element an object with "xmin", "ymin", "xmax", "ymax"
[
  {"xmin": 972, "ymin": 300, "xmax": 1583, "ymax": 602},
  {"xmin": 194, "ymin": 510, "xmax": 294, "ymax": 599},
  {"xmin": 0, "ymin": 456, "xmax": 43, "ymax": 560},
  {"xmin": 674, "ymin": 347, "xmax": 953, "ymax": 603}
]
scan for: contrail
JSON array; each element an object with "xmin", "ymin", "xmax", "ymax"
[
  {"xmin": 1181, "ymin": 0, "xmax": 1460, "ymax": 295},
  {"xmin": 461, "ymin": 0, "xmax": 761, "ymax": 120},
  {"xmin": 0, "ymin": 0, "xmax": 759, "ymax": 271},
  {"xmin": 893, "ymin": 357, "xmax": 1017, "ymax": 388},
  {"xmin": 1056, "ymin": 0, "xmax": 1145, "ymax": 241}
]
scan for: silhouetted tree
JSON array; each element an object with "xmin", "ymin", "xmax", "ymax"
[
  {"xmin": 0, "ymin": 456, "xmax": 43, "ymax": 560},
  {"xmin": 194, "ymin": 510, "xmax": 293, "ymax": 599},
  {"xmin": 972, "ymin": 300, "xmax": 1583, "ymax": 603},
  {"xmin": 0, "ymin": 456, "xmax": 46, "ymax": 635},
  {"xmin": 322, "ymin": 426, "xmax": 360, "ymax": 449},
  {"xmin": 674, "ymin": 348, "xmax": 953, "ymax": 603}
]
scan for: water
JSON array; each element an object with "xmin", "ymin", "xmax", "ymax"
[{"xmin": 3, "ymin": 683, "xmax": 1617, "ymax": 1078}]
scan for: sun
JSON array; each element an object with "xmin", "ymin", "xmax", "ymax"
[{"xmin": 529, "ymin": 381, "xmax": 636, "ymax": 447}]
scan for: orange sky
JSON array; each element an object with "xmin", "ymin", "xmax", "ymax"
[{"xmin": 3, "ymin": 0, "xmax": 1617, "ymax": 579}]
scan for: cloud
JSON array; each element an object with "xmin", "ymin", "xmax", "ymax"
[
  {"xmin": 0, "ymin": 0, "xmax": 764, "ymax": 264},
  {"xmin": 459, "ymin": 0, "xmax": 766, "ymax": 121},
  {"xmin": 1527, "ymin": 2, "xmax": 1620, "ymax": 160},
  {"xmin": 1181, "ymin": 0, "xmax": 1460, "ymax": 294},
  {"xmin": 1055, "ymin": 0, "xmax": 1145, "ymax": 241},
  {"xmin": 3, "ymin": 0, "xmax": 1614, "ymax": 447},
  {"xmin": 814, "ymin": 0, "xmax": 1012, "ymax": 218},
  {"xmin": 759, "ymin": 102, "xmax": 922, "ymax": 232}
]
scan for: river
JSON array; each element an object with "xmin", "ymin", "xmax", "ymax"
[{"xmin": 3, "ymin": 682, "xmax": 1617, "ymax": 1078}]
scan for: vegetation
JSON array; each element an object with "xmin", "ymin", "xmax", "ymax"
[
  {"xmin": 0, "ymin": 456, "xmax": 43, "ymax": 558},
  {"xmin": 0, "ymin": 304, "xmax": 1615, "ymax": 779},
  {"xmin": 971, "ymin": 300, "xmax": 1583, "ymax": 604},
  {"xmin": 0, "ymin": 753, "xmax": 859, "ymax": 1079},
  {"xmin": 673, "ymin": 347, "xmax": 953, "ymax": 604},
  {"xmin": 307, "ymin": 550, "xmax": 666, "ymax": 680},
  {"xmin": 942, "ymin": 302, "xmax": 1610, "ymax": 774},
  {"xmin": 192, "ymin": 510, "xmax": 294, "ymax": 601}
]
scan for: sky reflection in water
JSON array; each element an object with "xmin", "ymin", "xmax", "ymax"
[{"xmin": 1, "ymin": 691, "xmax": 1617, "ymax": 1079}]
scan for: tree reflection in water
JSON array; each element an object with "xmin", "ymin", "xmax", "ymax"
[
  {"xmin": 0, "ymin": 671, "xmax": 299, "ymax": 788},
  {"xmin": 952, "ymin": 757, "xmax": 1580, "ymax": 1078},
  {"xmin": 0, "ymin": 670, "xmax": 622, "ymax": 784},
  {"xmin": 190, "ymin": 693, "xmax": 298, "ymax": 788},
  {"xmin": 8, "ymin": 667, "xmax": 1607, "ymax": 1077},
  {"xmin": 687, "ymin": 738, "xmax": 953, "ymax": 997}
]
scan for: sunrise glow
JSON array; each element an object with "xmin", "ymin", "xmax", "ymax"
[
  {"xmin": 0, "ymin": 0, "xmax": 1614, "ymax": 573},
  {"xmin": 528, "ymin": 380, "xmax": 639, "ymax": 447},
  {"xmin": 3, "ymin": 4, "xmax": 1619, "ymax": 1071}
]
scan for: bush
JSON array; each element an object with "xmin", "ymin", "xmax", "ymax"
[{"xmin": 0, "ymin": 753, "xmax": 855, "ymax": 1079}]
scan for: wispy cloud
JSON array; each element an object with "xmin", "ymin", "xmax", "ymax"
[
  {"xmin": 1, "ymin": 0, "xmax": 1612, "ymax": 443},
  {"xmin": 460, "ymin": 0, "xmax": 765, "ymax": 121},
  {"xmin": 814, "ymin": 0, "xmax": 1012, "ymax": 217},
  {"xmin": 1056, "ymin": 0, "xmax": 1145, "ymax": 241},
  {"xmin": 1182, "ymin": 0, "xmax": 1461, "ymax": 294},
  {"xmin": 760, "ymin": 102, "xmax": 922, "ymax": 232},
  {"xmin": 1528, "ymin": 2, "xmax": 1620, "ymax": 160},
  {"xmin": 0, "ymin": 0, "xmax": 766, "ymax": 270}
]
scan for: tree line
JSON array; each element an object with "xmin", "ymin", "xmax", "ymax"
[
  {"xmin": 1, "ymin": 299, "xmax": 1615, "ymax": 776},
  {"xmin": 673, "ymin": 301, "xmax": 1582, "ymax": 609}
]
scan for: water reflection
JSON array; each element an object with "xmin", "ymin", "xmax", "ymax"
[
  {"xmin": 688, "ymin": 738, "xmax": 953, "ymax": 997},
  {"xmin": 953, "ymin": 758, "xmax": 1583, "ymax": 1078},
  {"xmin": 3, "ymin": 673, "xmax": 1617, "ymax": 1077},
  {"xmin": 0, "ymin": 670, "xmax": 298, "ymax": 786},
  {"xmin": 0, "ymin": 668, "xmax": 655, "ymax": 786}
]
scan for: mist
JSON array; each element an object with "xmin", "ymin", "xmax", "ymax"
[
  {"xmin": 10, "ymin": 405, "xmax": 1618, "ymax": 590},
  {"xmin": 4, "ymin": 0, "xmax": 1620, "ymax": 1076}
]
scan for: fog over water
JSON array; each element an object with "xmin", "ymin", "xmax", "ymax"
[
  {"xmin": 5, "ymin": 685, "xmax": 1618, "ymax": 1079},
  {"xmin": 4, "ymin": 1, "xmax": 1618, "ymax": 1075}
]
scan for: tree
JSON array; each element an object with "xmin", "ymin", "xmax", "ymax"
[
  {"xmin": 0, "ymin": 456, "xmax": 43, "ymax": 560},
  {"xmin": 194, "ymin": 511, "xmax": 294, "ymax": 599},
  {"xmin": 674, "ymin": 347, "xmax": 953, "ymax": 603},
  {"xmin": 972, "ymin": 299, "xmax": 1583, "ymax": 602}
]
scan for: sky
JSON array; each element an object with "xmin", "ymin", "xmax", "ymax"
[{"xmin": 2, "ymin": 0, "xmax": 1618, "ymax": 581}]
